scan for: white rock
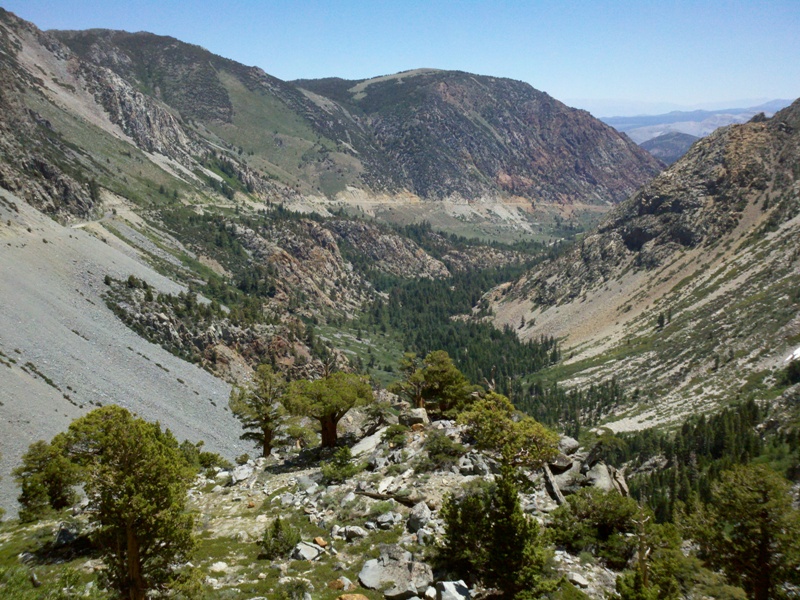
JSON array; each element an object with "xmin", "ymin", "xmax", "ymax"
[
  {"xmin": 351, "ymin": 426, "xmax": 389, "ymax": 456},
  {"xmin": 437, "ymin": 580, "xmax": 471, "ymax": 600},
  {"xmin": 568, "ymin": 572, "xmax": 590, "ymax": 588}
]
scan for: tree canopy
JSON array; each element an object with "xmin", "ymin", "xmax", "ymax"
[
  {"xmin": 439, "ymin": 466, "xmax": 559, "ymax": 599},
  {"xmin": 683, "ymin": 464, "xmax": 800, "ymax": 600},
  {"xmin": 62, "ymin": 406, "xmax": 196, "ymax": 600},
  {"xmin": 458, "ymin": 392, "xmax": 558, "ymax": 470},
  {"xmin": 13, "ymin": 437, "xmax": 81, "ymax": 522},
  {"xmin": 284, "ymin": 372, "xmax": 373, "ymax": 447},
  {"xmin": 391, "ymin": 350, "xmax": 477, "ymax": 416}
]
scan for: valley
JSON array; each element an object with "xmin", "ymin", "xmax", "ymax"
[{"xmin": 1, "ymin": 5, "xmax": 799, "ymax": 600}]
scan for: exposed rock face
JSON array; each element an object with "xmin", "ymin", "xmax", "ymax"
[
  {"xmin": 508, "ymin": 101, "xmax": 800, "ymax": 308},
  {"xmin": 358, "ymin": 545, "xmax": 434, "ymax": 600},
  {"xmin": 104, "ymin": 279, "xmax": 343, "ymax": 383},
  {"xmin": 490, "ymin": 100, "xmax": 800, "ymax": 431},
  {"xmin": 0, "ymin": 12, "xmax": 95, "ymax": 218},
  {"xmin": 297, "ymin": 71, "xmax": 662, "ymax": 203},
  {"xmin": 2, "ymin": 10, "xmax": 662, "ymax": 219},
  {"xmin": 327, "ymin": 220, "xmax": 450, "ymax": 279}
]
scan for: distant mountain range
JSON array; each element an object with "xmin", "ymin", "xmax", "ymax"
[{"xmin": 602, "ymin": 99, "xmax": 793, "ymax": 144}]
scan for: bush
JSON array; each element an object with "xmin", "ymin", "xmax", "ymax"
[
  {"xmin": 548, "ymin": 487, "xmax": 641, "ymax": 570},
  {"xmin": 320, "ymin": 447, "xmax": 364, "ymax": 484},
  {"xmin": 382, "ymin": 424, "xmax": 410, "ymax": 447},
  {"xmin": 415, "ymin": 430, "xmax": 465, "ymax": 472},
  {"xmin": 260, "ymin": 517, "xmax": 301, "ymax": 560},
  {"xmin": 198, "ymin": 451, "xmax": 232, "ymax": 471},
  {"xmin": 235, "ymin": 453, "xmax": 251, "ymax": 465},
  {"xmin": 275, "ymin": 578, "xmax": 311, "ymax": 600},
  {"xmin": 438, "ymin": 466, "xmax": 559, "ymax": 597}
]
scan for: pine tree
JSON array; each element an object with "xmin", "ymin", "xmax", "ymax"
[
  {"xmin": 64, "ymin": 406, "xmax": 195, "ymax": 600},
  {"xmin": 684, "ymin": 464, "xmax": 800, "ymax": 600},
  {"xmin": 229, "ymin": 364, "xmax": 286, "ymax": 457},
  {"xmin": 439, "ymin": 465, "xmax": 559, "ymax": 598}
]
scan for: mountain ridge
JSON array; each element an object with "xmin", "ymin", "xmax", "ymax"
[{"xmin": 489, "ymin": 99, "xmax": 800, "ymax": 430}]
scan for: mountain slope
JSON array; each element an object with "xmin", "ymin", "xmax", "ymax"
[
  {"xmin": 490, "ymin": 100, "xmax": 800, "ymax": 430},
  {"xmin": 296, "ymin": 70, "xmax": 662, "ymax": 203},
  {"xmin": 640, "ymin": 132, "xmax": 698, "ymax": 164}
]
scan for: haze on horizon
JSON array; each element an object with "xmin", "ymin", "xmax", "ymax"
[{"xmin": 2, "ymin": 0, "xmax": 798, "ymax": 117}]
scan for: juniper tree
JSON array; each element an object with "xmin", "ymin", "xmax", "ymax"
[{"xmin": 284, "ymin": 372, "xmax": 373, "ymax": 447}]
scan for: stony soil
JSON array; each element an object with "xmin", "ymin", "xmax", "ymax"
[{"xmin": 0, "ymin": 190, "xmax": 246, "ymax": 516}]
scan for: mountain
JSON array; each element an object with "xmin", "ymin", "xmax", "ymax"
[
  {"xmin": 294, "ymin": 71, "xmax": 661, "ymax": 204},
  {"xmin": 0, "ymin": 8, "xmax": 661, "ymax": 242},
  {"xmin": 489, "ymin": 99, "xmax": 800, "ymax": 431},
  {"xmin": 640, "ymin": 131, "xmax": 699, "ymax": 164},
  {"xmin": 602, "ymin": 99, "xmax": 794, "ymax": 144},
  {"xmin": 0, "ymin": 8, "xmax": 558, "ymax": 511}
]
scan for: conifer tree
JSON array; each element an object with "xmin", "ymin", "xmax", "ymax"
[
  {"xmin": 439, "ymin": 465, "xmax": 559, "ymax": 598},
  {"xmin": 229, "ymin": 364, "xmax": 286, "ymax": 457},
  {"xmin": 284, "ymin": 372, "xmax": 373, "ymax": 447},
  {"xmin": 13, "ymin": 438, "xmax": 80, "ymax": 521},
  {"xmin": 63, "ymin": 406, "xmax": 195, "ymax": 600},
  {"xmin": 684, "ymin": 464, "xmax": 800, "ymax": 600}
]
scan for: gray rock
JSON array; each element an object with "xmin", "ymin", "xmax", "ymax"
[
  {"xmin": 230, "ymin": 464, "xmax": 254, "ymax": 484},
  {"xmin": 548, "ymin": 452, "xmax": 574, "ymax": 474},
  {"xmin": 559, "ymin": 436, "xmax": 581, "ymax": 455},
  {"xmin": 416, "ymin": 527, "xmax": 433, "ymax": 545},
  {"xmin": 340, "ymin": 491, "xmax": 357, "ymax": 505},
  {"xmin": 351, "ymin": 426, "xmax": 388, "ymax": 457},
  {"xmin": 280, "ymin": 492, "xmax": 295, "ymax": 506},
  {"xmin": 342, "ymin": 525, "xmax": 368, "ymax": 540},
  {"xmin": 400, "ymin": 408, "xmax": 430, "ymax": 426},
  {"xmin": 543, "ymin": 464, "xmax": 566, "ymax": 505},
  {"xmin": 369, "ymin": 453, "xmax": 390, "ymax": 470},
  {"xmin": 359, "ymin": 545, "xmax": 433, "ymax": 600},
  {"xmin": 437, "ymin": 580, "xmax": 471, "ymax": 600},
  {"xmin": 407, "ymin": 501, "xmax": 432, "ymax": 533},
  {"xmin": 471, "ymin": 453, "xmax": 491, "ymax": 476},
  {"xmin": 291, "ymin": 541, "xmax": 322, "ymax": 561},
  {"xmin": 585, "ymin": 462, "xmax": 615, "ymax": 492},
  {"xmin": 610, "ymin": 465, "xmax": 630, "ymax": 496},
  {"xmin": 377, "ymin": 510, "xmax": 402, "ymax": 529},
  {"xmin": 568, "ymin": 572, "xmax": 590, "ymax": 588},
  {"xmin": 458, "ymin": 456, "xmax": 474, "ymax": 475}
]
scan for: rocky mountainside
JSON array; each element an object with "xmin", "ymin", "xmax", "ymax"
[
  {"xmin": 639, "ymin": 131, "xmax": 698, "ymax": 164},
  {"xmin": 0, "ymin": 9, "xmax": 537, "ymax": 519},
  {"xmin": 490, "ymin": 100, "xmax": 800, "ymax": 430},
  {"xmin": 0, "ymin": 8, "xmax": 660, "ymax": 242},
  {"xmin": 296, "ymin": 70, "xmax": 661, "ymax": 203}
]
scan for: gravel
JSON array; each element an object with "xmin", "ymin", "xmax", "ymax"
[{"xmin": 0, "ymin": 191, "xmax": 246, "ymax": 516}]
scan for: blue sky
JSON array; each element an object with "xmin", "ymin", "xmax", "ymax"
[{"xmin": 3, "ymin": 0, "xmax": 798, "ymax": 116}]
